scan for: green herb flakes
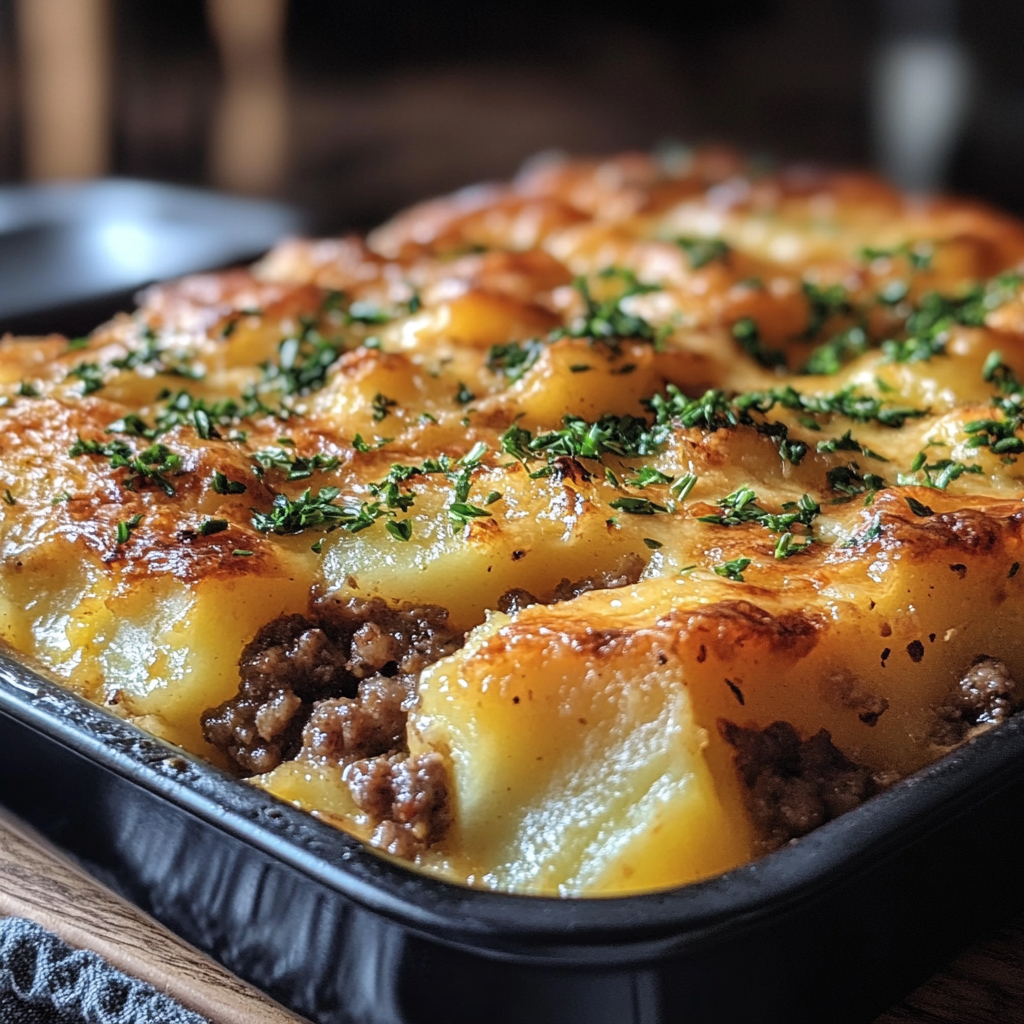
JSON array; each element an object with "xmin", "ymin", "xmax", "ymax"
[{"xmin": 714, "ymin": 557, "xmax": 751, "ymax": 581}]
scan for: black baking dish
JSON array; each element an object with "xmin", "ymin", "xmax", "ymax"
[{"xmin": 0, "ymin": 650, "xmax": 1021, "ymax": 1024}]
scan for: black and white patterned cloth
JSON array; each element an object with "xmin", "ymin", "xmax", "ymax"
[{"xmin": 0, "ymin": 917, "xmax": 207, "ymax": 1024}]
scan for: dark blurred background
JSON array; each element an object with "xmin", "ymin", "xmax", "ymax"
[{"xmin": 1, "ymin": 0, "xmax": 1023, "ymax": 233}]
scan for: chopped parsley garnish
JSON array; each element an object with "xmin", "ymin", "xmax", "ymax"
[
  {"xmin": 737, "ymin": 384, "xmax": 926, "ymax": 428},
  {"xmin": 252, "ymin": 448, "xmax": 341, "ymax": 481},
  {"xmin": 502, "ymin": 414, "xmax": 661, "ymax": 464},
  {"xmin": 676, "ymin": 236, "xmax": 730, "ymax": 270},
  {"xmin": 251, "ymin": 487, "xmax": 386, "ymax": 535},
  {"xmin": 670, "ymin": 473, "xmax": 698, "ymax": 501},
  {"xmin": 260, "ymin": 328, "xmax": 341, "ymax": 398},
  {"xmin": 346, "ymin": 299, "xmax": 393, "ymax": 325},
  {"xmin": 365, "ymin": 464, "xmax": 419, "ymax": 513},
  {"xmin": 385, "ymin": 519, "xmax": 413, "ymax": 541},
  {"xmin": 455, "ymin": 382, "xmax": 476, "ymax": 405},
  {"xmin": 816, "ymin": 430, "xmax": 866, "ymax": 454},
  {"xmin": 801, "ymin": 280, "xmax": 853, "ymax": 340},
  {"xmin": 803, "ymin": 326, "xmax": 868, "ymax": 375},
  {"xmin": 554, "ymin": 267, "xmax": 661, "ymax": 349},
  {"xmin": 68, "ymin": 362, "xmax": 105, "ymax": 395},
  {"xmin": 486, "ymin": 339, "xmax": 544, "ymax": 381},
  {"xmin": 108, "ymin": 327, "xmax": 204, "ymax": 379},
  {"xmin": 609, "ymin": 496, "xmax": 669, "ymax": 515},
  {"xmin": 198, "ymin": 518, "xmax": 229, "ymax": 536},
  {"xmin": 371, "ymin": 393, "xmax": 398, "ymax": 421},
  {"xmin": 134, "ymin": 390, "xmax": 272, "ymax": 439},
  {"xmin": 897, "ymin": 452, "xmax": 982, "ymax": 490},
  {"xmin": 106, "ymin": 413, "xmax": 155, "ymax": 438},
  {"xmin": 115, "ymin": 513, "xmax": 143, "ymax": 544},
  {"xmin": 843, "ymin": 514, "xmax": 883, "ymax": 547},
  {"xmin": 827, "ymin": 463, "xmax": 886, "ymax": 502},
  {"xmin": 17, "ymin": 381, "xmax": 39, "ymax": 397},
  {"xmin": 624, "ymin": 466, "xmax": 673, "ymax": 488},
  {"xmin": 877, "ymin": 275, "xmax": 1024, "ymax": 369},
  {"xmin": 647, "ymin": 387, "xmax": 741, "ymax": 432},
  {"xmin": 647, "ymin": 386, "xmax": 808, "ymax": 465},
  {"xmin": 68, "ymin": 438, "xmax": 183, "ymax": 496},
  {"xmin": 904, "ymin": 496, "xmax": 934, "ymax": 517},
  {"xmin": 816, "ymin": 429, "xmax": 887, "ymax": 461},
  {"xmin": 880, "ymin": 333, "xmax": 947, "ymax": 364},
  {"xmin": 982, "ymin": 349, "xmax": 1020, "ymax": 395},
  {"xmin": 732, "ymin": 317, "xmax": 785, "ymax": 369},
  {"xmin": 262, "ymin": 442, "xmax": 493, "ymax": 537},
  {"xmin": 699, "ymin": 487, "xmax": 819, "ymax": 540},
  {"xmin": 859, "ymin": 241, "xmax": 934, "ymax": 271},
  {"xmin": 714, "ymin": 557, "xmax": 751, "ymax": 581},
  {"xmin": 2, "ymin": 488, "xmax": 15, "ymax": 505},
  {"xmin": 211, "ymin": 471, "xmax": 247, "ymax": 495},
  {"xmin": 485, "ymin": 268, "xmax": 663, "ymax": 385},
  {"xmin": 448, "ymin": 502, "xmax": 491, "ymax": 527},
  {"xmin": 961, "ymin": 351, "xmax": 1024, "ymax": 455},
  {"xmin": 773, "ymin": 532, "xmax": 809, "ymax": 558},
  {"xmin": 352, "ymin": 434, "xmax": 393, "ymax": 452},
  {"xmin": 643, "ymin": 537, "xmax": 663, "ymax": 549},
  {"xmin": 699, "ymin": 488, "xmax": 819, "ymax": 559}
]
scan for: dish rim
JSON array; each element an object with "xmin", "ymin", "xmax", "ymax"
[{"xmin": 2, "ymin": 647, "xmax": 1021, "ymax": 966}]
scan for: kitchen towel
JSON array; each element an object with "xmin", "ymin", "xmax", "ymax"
[{"xmin": 0, "ymin": 916, "xmax": 207, "ymax": 1024}]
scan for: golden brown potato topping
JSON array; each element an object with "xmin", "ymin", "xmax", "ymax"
[{"xmin": 2, "ymin": 148, "xmax": 1024, "ymax": 894}]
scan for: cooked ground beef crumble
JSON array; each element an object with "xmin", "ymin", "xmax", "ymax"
[
  {"xmin": 345, "ymin": 752, "xmax": 452, "ymax": 859},
  {"xmin": 932, "ymin": 656, "xmax": 1021, "ymax": 746},
  {"xmin": 201, "ymin": 614, "xmax": 355, "ymax": 775},
  {"xmin": 720, "ymin": 719, "xmax": 882, "ymax": 851},
  {"xmin": 497, "ymin": 552, "xmax": 646, "ymax": 614},
  {"xmin": 201, "ymin": 598, "xmax": 463, "ymax": 853}
]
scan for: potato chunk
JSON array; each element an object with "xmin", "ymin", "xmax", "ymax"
[{"xmin": 411, "ymin": 610, "xmax": 754, "ymax": 895}]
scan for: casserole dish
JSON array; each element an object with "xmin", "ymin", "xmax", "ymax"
[
  {"xmin": 2, "ymin": 148, "xmax": 1024, "ymax": 1021},
  {"xmin": 1, "ymin": 649, "xmax": 1022, "ymax": 1024}
]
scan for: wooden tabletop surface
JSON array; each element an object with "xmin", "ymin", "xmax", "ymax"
[
  {"xmin": 0, "ymin": 808, "xmax": 1019, "ymax": 1024},
  {"xmin": 874, "ymin": 913, "xmax": 1024, "ymax": 1024},
  {"xmin": 0, "ymin": 809, "xmax": 308, "ymax": 1024}
]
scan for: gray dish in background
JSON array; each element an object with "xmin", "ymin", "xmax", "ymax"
[{"xmin": 0, "ymin": 179, "xmax": 305, "ymax": 337}]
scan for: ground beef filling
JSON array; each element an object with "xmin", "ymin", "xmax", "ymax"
[
  {"xmin": 497, "ymin": 551, "xmax": 646, "ymax": 614},
  {"xmin": 932, "ymin": 656, "xmax": 1021, "ymax": 746},
  {"xmin": 201, "ymin": 599, "xmax": 463, "ymax": 855},
  {"xmin": 720, "ymin": 720, "xmax": 882, "ymax": 852},
  {"xmin": 345, "ymin": 752, "xmax": 452, "ymax": 860},
  {"xmin": 201, "ymin": 615, "xmax": 355, "ymax": 775}
]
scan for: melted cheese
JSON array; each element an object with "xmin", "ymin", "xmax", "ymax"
[{"xmin": 2, "ymin": 149, "xmax": 1024, "ymax": 894}]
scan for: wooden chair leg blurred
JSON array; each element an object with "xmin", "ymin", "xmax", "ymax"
[
  {"xmin": 207, "ymin": 0, "xmax": 288, "ymax": 195},
  {"xmin": 16, "ymin": 0, "xmax": 111, "ymax": 180}
]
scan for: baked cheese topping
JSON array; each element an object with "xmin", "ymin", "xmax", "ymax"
[{"xmin": 1, "ymin": 148, "xmax": 1023, "ymax": 895}]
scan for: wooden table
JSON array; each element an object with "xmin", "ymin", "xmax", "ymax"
[
  {"xmin": 0, "ymin": 808, "xmax": 1019, "ymax": 1023},
  {"xmin": 874, "ymin": 914, "xmax": 1024, "ymax": 1024},
  {"xmin": 0, "ymin": 809, "xmax": 307, "ymax": 1023}
]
